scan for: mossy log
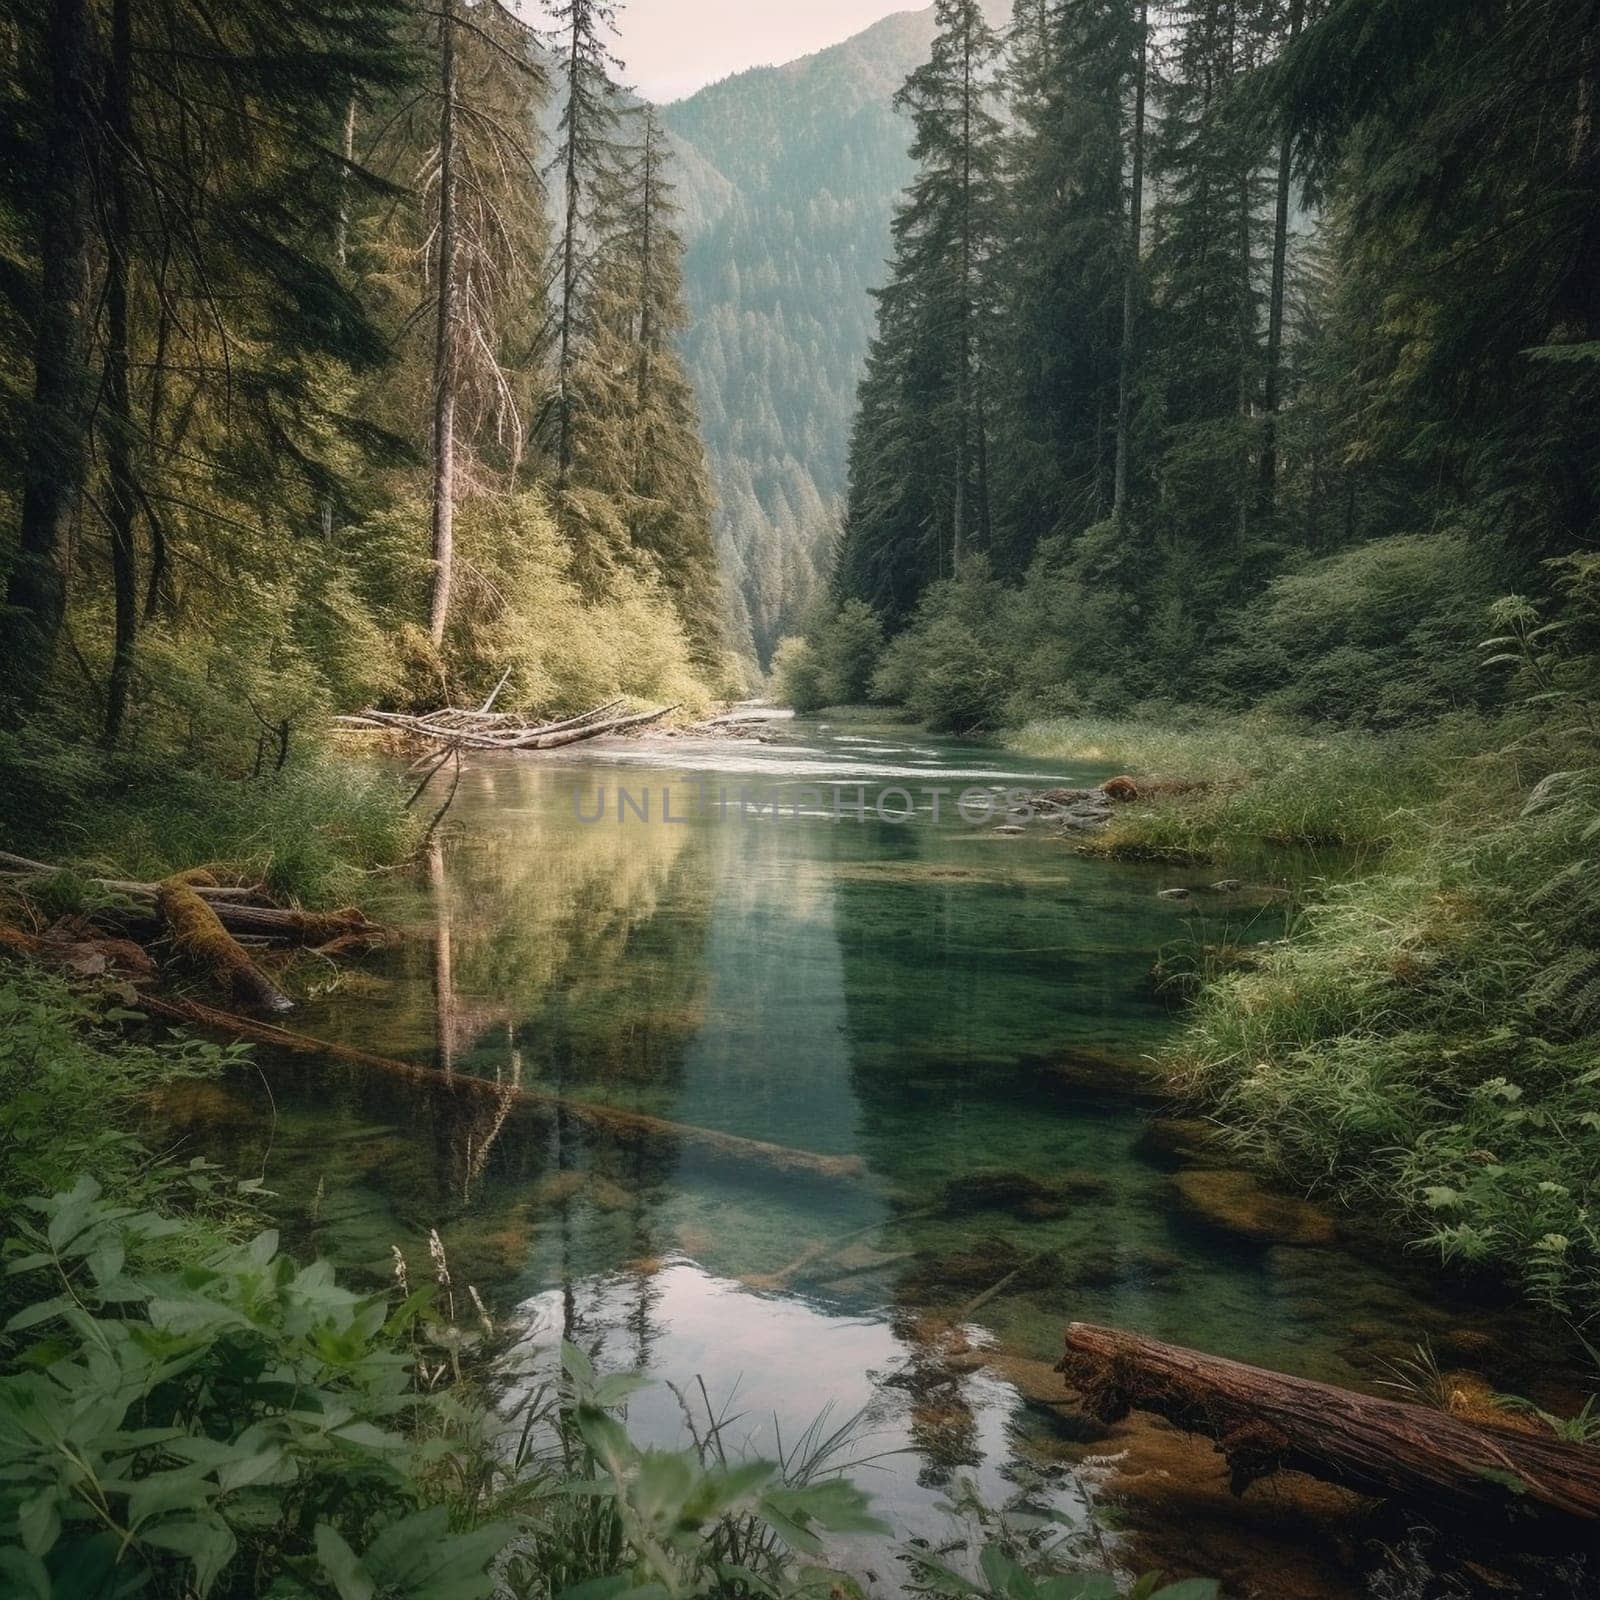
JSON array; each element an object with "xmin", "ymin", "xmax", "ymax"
[
  {"xmin": 133, "ymin": 992, "xmax": 863, "ymax": 1183},
  {"xmin": 156, "ymin": 876, "xmax": 295, "ymax": 1014},
  {"xmin": 1059, "ymin": 1322, "xmax": 1600, "ymax": 1533}
]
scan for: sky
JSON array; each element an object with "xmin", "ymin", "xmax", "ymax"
[{"xmin": 608, "ymin": 1, "xmax": 910, "ymax": 102}]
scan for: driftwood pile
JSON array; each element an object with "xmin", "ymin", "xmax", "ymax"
[{"xmin": 336, "ymin": 672, "xmax": 678, "ymax": 753}]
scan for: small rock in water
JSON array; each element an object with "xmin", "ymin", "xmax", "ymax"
[
  {"xmin": 1158, "ymin": 887, "xmax": 1192, "ymax": 902},
  {"xmin": 995, "ymin": 824, "xmax": 1026, "ymax": 836},
  {"xmin": 1169, "ymin": 1169, "xmax": 1338, "ymax": 1247},
  {"xmin": 1210, "ymin": 879, "xmax": 1244, "ymax": 894}
]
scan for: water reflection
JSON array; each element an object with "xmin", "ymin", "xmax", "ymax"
[{"xmin": 173, "ymin": 721, "xmax": 1543, "ymax": 1581}]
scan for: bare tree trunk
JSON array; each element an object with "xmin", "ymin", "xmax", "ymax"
[
  {"xmin": 1112, "ymin": 0, "xmax": 1148, "ymax": 529},
  {"xmin": 103, "ymin": 0, "xmax": 138, "ymax": 746},
  {"xmin": 335, "ymin": 92, "xmax": 356, "ymax": 269},
  {"xmin": 5, "ymin": 0, "xmax": 97, "ymax": 720},
  {"xmin": 1257, "ymin": 0, "xmax": 1304, "ymax": 522},
  {"xmin": 427, "ymin": 0, "xmax": 458, "ymax": 648}
]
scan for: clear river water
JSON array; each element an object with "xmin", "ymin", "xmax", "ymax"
[{"xmin": 170, "ymin": 718, "xmax": 1541, "ymax": 1588}]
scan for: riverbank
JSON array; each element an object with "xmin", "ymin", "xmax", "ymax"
[
  {"xmin": 1008, "ymin": 710, "xmax": 1600, "ymax": 1331},
  {"xmin": 0, "ymin": 729, "xmax": 422, "ymax": 905}
]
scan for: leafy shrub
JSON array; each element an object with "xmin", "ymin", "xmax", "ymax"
[
  {"xmin": 0, "ymin": 1178, "xmax": 514, "ymax": 1600},
  {"xmin": 1209, "ymin": 534, "xmax": 1507, "ymax": 729},
  {"xmin": 771, "ymin": 635, "xmax": 826, "ymax": 714},
  {"xmin": 871, "ymin": 566, "xmax": 1010, "ymax": 731}
]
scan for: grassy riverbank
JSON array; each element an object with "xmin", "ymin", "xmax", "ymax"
[
  {"xmin": 1011, "ymin": 713, "xmax": 1476, "ymax": 863},
  {"xmin": 1010, "ymin": 708, "xmax": 1600, "ymax": 1325},
  {"xmin": 0, "ymin": 729, "xmax": 421, "ymax": 904}
]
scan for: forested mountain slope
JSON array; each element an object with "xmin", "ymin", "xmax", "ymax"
[{"xmin": 660, "ymin": 3, "xmax": 1008, "ymax": 666}]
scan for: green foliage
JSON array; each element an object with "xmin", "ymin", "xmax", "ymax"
[
  {"xmin": 0, "ymin": 971, "xmax": 235, "ymax": 1228},
  {"xmin": 1161, "ymin": 574, "xmax": 1600, "ymax": 1318},
  {"xmin": 871, "ymin": 566, "xmax": 1011, "ymax": 732},
  {"xmin": 777, "ymin": 602, "xmax": 886, "ymax": 712},
  {"xmin": 0, "ymin": 1178, "xmax": 513, "ymax": 1600},
  {"xmin": 0, "ymin": 737, "xmax": 419, "ymax": 907},
  {"xmin": 771, "ymin": 638, "xmax": 826, "ymax": 717}
]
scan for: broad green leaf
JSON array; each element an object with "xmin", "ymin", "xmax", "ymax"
[{"xmin": 315, "ymin": 1524, "xmax": 375, "ymax": 1600}]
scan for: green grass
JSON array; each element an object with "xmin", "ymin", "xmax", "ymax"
[
  {"xmin": 1010, "ymin": 712, "xmax": 1474, "ymax": 861},
  {"xmin": 1014, "ymin": 710, "xmax": 1600, "ymax": 1320},
  {"xmin": 1, "ymin": 727, "xmax": 420, "ymax": 904}
]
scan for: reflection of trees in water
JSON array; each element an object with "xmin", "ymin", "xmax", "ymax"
[{"xmin": 427, "ymin": 802, "xmax": 718, "ymax": 1105}]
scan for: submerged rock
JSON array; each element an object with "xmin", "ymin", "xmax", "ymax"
[
  {"xmin": 1169, "ymin": 1168, "xmax": 1339, "ymax": 1248},
  {"xmin": 903, "ymin": 1235, "xmax": 1061, "ymax": 1299},
  {"xmin": 1158, "ymin": 887, "xmax": 1192, "ymax": 902},
  {"xmin": 940, "ymin": 1167, "xmax": 1114, "ymax": 1220}
]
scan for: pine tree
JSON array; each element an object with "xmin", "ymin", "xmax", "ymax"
[
  {"xmin": 1145, "ymin": 0, "xmax": 1275, "ymax": 580},
  {"xmin": 835, "ymin": 0, "xmax": 1005, "ymax": 622},
  {"xmin": 540, "ymin": 0, "xmax": 627, "ymax": 494},
  {"xmin": 995, "ymin": 0, "xmax": 1143, "ymax": 568},
  {"xmin": 565, "ymin": 105, "xmax": 723, "ymax": 661}
]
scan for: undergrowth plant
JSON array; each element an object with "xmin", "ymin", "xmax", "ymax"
[{"xmin": 1164, "ymin": 566, "xmax": 1600, "ymax": 1320}]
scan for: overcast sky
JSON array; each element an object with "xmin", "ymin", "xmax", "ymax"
[{"xmin": 608, "ymin": 1, "xmax": 910, "ymax": 102}]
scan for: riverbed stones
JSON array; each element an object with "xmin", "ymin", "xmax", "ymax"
[
  {"xmin": 1169, "ymin": 1168, "xmax": 1339, "ymax": 1247},
  {"xmin": 940, "ymin": 1167, "xmax": 1113, "ymax": 1220}
]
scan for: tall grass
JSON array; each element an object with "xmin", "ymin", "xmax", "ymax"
[
  {"xmin": 1011, "ymin": 713, "xmax": 1475, "ymax": 861},
  {"xmin": 1163, "ymin": 749, "xmax": 1600, "ymax": 1319},
  {"xmin": 1, "ymin": 727, "xmax": 419, "ymax": 903}
]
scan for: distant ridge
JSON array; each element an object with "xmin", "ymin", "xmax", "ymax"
[{"xmin": 660, "ymin": 3, "xmax": 1007, "ymax": 664}]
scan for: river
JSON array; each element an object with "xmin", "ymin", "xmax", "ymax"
[{"xmin": 170, "ymin": 718, "xmax": 1540, "ymax": 1592}]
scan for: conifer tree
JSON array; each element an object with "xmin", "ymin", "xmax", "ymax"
[
  {"xmin": 835, "ymin": 0, "xmax": 1005, "ymax": 621},
  {"xmin": 540, "ymin": 0, "xmax": 627, "ymax": 493},
  {"xmin": 564, "ymin": 105, "xmax": 722, "ymax": 659},
  {"xmin": 995, "ymin": 0, "xmax": 1143, "ymax": 567}
]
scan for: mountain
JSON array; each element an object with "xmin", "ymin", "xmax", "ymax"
[{"xmin": 661, "ymin": 7, "xmax": 982, "ymax": 667}]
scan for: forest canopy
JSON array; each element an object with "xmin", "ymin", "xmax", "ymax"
[{"xmin": 0, "ymin": 0, "xmax": 737, "ymax": 787}]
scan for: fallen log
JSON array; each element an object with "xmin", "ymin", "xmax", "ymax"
[
  {"xmin": 514, "ymin": 704, "xmax": 678, "ymax": 750},
  {"xmin": 0, "ymin": 851, "xmax": 255, "ymax": 904},
  {"xmin": 133, "ymin": 992, "xmax": 863, "ymax": 1183},
  {"xmin": 335, "ymin": 699, "xmax": 674, "ymax": 753},
  {"xmin": 1058, "ymin": 1321, "xmax": 1600, "ymax": 1533},
  {"xmin": 156, "ymin": 876, "xmax": 295, "ymax": 1015}
]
